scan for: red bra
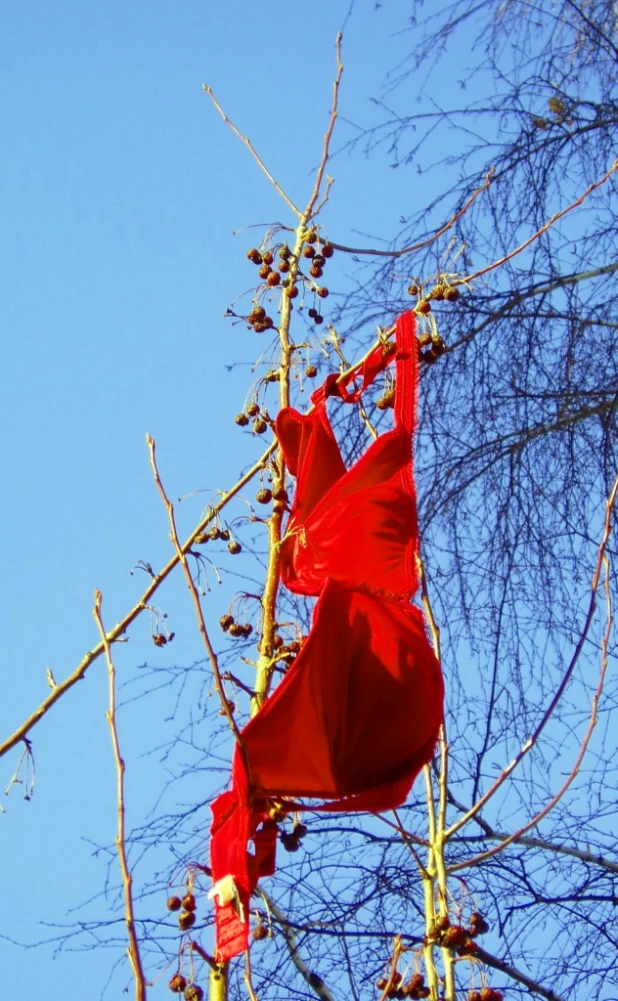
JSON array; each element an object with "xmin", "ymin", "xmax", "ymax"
[{"xmin": 209, "ymin": 311, "xmax": 444, "ymax": 960}]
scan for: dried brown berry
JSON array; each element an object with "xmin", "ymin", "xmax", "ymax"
[
  {"xmin": 317, "ymin": 286, "xmax": 329, "ymax": 299},
  {"xmin": 178, "ymin": 910, "xmax": 196, "ymax": 931},
  {"xmin": 280, "ymin": 831, "xmax": 300, "ymax": 852},
  {"xmin": 253, "ymin": 418, "xmax": 268, "ymax": 434},
  {"xmin": 252, "ymin": 924, "xmax": 269, "ymax": 941},
  {"xmin": 314, "ymin": 314, "xmax": 324, "ymax": 324},
  {"xmin": 445, "ymin": 287, "xmax": 460, "ymax": 302},
  {"xmin": 321, "ymin": 243, "xmax": 334, "ymax": 258},
  {"xmin": 246, "ymin": 402, "xmax": 260, "ymax": 417},
  {"xmin": 417, "ymin": 300, "xmax": 431, "ymax": 314},
  {"xmin": 247, "ymin": 248, "xmax": 262, "ymax": 264},
  {"xmin": 278, "ymin": 244, "xmax": 291, "ymax": 259},
  {"xmin": 307, "ymin": 307, "xmax": 317, "ymax": 318},
  {"xmin": 468, "ymin": 918, "xmax": 490, "ymax": 936},
  {"xmin": 431, "ymin": 284, "xmax": 445, "ymax": 301},
  {"xmin": 218, "ymin": 700, "xmax": 235, "ymax": 716},
  {"xmin": 302, "ymin": 245, "xmax": 315, "ymax": 259},
  {"xmin": 262, "ymin": 250, "xmax": 274, "ymax": 265},
  {"xmin": 265, "ymin": 370, "xmax": 280, "ymax": 382},
  {"xmin": 256, "ymin": 488, "xmax": 273, "ymax": 504},
  {"xmin": 421, "ymin": 349, "xmax": 437, "ymax": 364},
  {"xmin": 467, "ymin": 992, "xmax": 482, "ymax": 1001},
  {"xmin": 235, "ymin": 413, "xmax": 249, "ymax": 427},
  {"xmin": 286, "ymin": 285, "xmax": 299, "ymax": 299},
  {"xmin": 184, "ymin": 987, "xmax": 204, "ymax": 1001},
  {"xmin": 241, "ymin": 623, "xmax": 253, "ymax": 638},
  {"xmin": 258, "ymin": 264, "xmax": 271, "ymax": 279},
  {"xmin": 153, "ymin": 633, "xmax": 167, "ymax": 647},
  {"xmin": 305, "ymin": 364, "xmax": 318, "ymax": 378},
  {"xmin": 194, "ymin": 532, "xmax": 209, "ymax": 544},
  {"xmin": 228, "ymin": 623, "xmax": 244, "ymax": 638},
  {"xmin": 267, "ymin": 270, "xmax": 280, "ymax": 286},
  {"xmin": 407, "ymin": 283, "xmax": 419, "ymax": 296},
  {"xmin": 252, "ymin": 306, "xmax": 266, "ymax": 321},
  {"xmin": 228, "ymin": 540, "xmax": 242, "ymax": 555},
  {"xmin": 167, "ymin": 896, "xmax": 182, "ymax": 912},
  {"xmin": 169, "ymin": 973, "xmax": 187, "ymax": 993},
  {"xmin": 376, "ymin": 979, "xmax": 389, "ymax": 991},
  {"xmin": 272, "ymin": 485, "xmax": 288, "ymax": 501},
  {"xmin": 181, "ymin": 893, "xmax": 196, "ymax": 912},
  {"xmin": 418, "ymin": 331, "xmax": 432, "ymax": 347},
  {"xmin": 292, "ymin": 822, "xmax": 308, "ymax": 839},
  {"xmin": 253, "ymin": 321, "xmax": 269, "ymax": 333},
  {"xmin": 313, "ymin": 254, "xmax": 325, "ymax": 267},
  {"xmin": 278, "ymin": 259, "xmax": 290, "ymax": 273},
  {"xmin": 219, "ymin": 614, "xmax": 234, "ymax": 632},
  {"xmin": 442, "ymin": 924, "xmax": 469, "ymax": 949},
  {"xmin": 219, "ymin": 529, "xmax": 230, "ymax": 541},
  {"xmin": 309, "ymin": 265, "xmax": 323, "ymax": 278},
  {"xmin": 305, "ymin": 229, "xmax": 318, "ymax": 244}
]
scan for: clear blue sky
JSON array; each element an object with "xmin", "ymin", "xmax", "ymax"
[{"xmin": 0, "ymin": 3, "xmax": 482, "ymax": 997}]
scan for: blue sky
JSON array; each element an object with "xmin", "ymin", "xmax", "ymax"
[{"xmin": 0, "ymin": 2, "xmax": 487, "ymax": 997}]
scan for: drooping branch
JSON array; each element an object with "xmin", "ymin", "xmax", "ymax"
[{"xmin": 0, "ymin": 442, "xmax": 275, "ymax": 762}]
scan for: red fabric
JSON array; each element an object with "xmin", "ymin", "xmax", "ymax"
[
  {"xmin": 276, "ymin": 324, "xmax": 417, "ymax": 598},
  {"xmin": 209, "ymin": 312, "xmax": 444, "ymax": 960}
]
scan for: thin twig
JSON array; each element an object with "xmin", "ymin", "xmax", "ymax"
[
  {"xmin": 259, "ymin": 891, "xmax": 336, "ymax": 1001},
  {"xmin": 203, "ymin": 85, "xmax": 302, "ymax": 218},
  {"xmin": 244, "ymin": 950, "xmax": 259, "ymax": 1001},
  {"xmin": 306, "ymin": 33, "xmax": 344, "ymax": 220},
  {"xmin": 0, "ymin": 442, "xmax": 275, "ymax": 762},
  {"xmin": 466, "ymin": 943, "xmax": 565, "ymax": 1001},
  {"xmin": 146, "ymin": 435, "xmax": 244, "ymax": 748},
  {"xmin": 93, "ymin": 589, "xmax": 146, "ymax": 1001},
  {"xmin": 461, "ymin": 158, "xmax": 618, "ymax": 285},
  {"xmin": 446, "ymin": 471, "xmax": 618, "ymax": 841},
  {"xmin": 328, "ymin": 169, "xmax": 494, "ymax": 257},
  {"xmin": 450, "ymin": 543, "xmax": 613, "ymax": 874}
]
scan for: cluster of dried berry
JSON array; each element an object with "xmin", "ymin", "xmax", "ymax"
[
  {"xmin": 272, "ymin": 633, "xmax": 302, "ymax": 666},
  {"xmin": 168, "ymin": 972, "xmax": 204, "ymax": 1000},
  {"xmin": 235, "ymin": 400, "xmax": 268, "ymax": 435},
  {"xmin": 246, "ymin": 305, "xmax": 274, "ymax": 334},
  {"xmin": 376, "ymin": 972, "xmax": 429, "ymax": 998},
  {"xmin": 467, "ymin": 989, "xmax": 503, "ymax": 1001},
  {"xmin": 426, "ymin": 911, "xmax": 490, "ymax": 954},
  {"xmin": 418, "ymin": 331, "xmax": 446, "ymax": 365},
  {"xmin": 219, "ymin": 613, "xmax": 252, "ymax": 639},
  {"xmin": 408, "ymin": 281, "xmax": 460, "ymax": 313},
  {"xmin": 152, "ymin": 632, "xmax": 175, "ymax": 647},
  {"xmin": 245, "ymin": 230, "xmax": 334, "ymax": 328},
  {"xmin": 279, "ymin": 820, "xmax": 308, "ymax": 853},
  {"xmin": 194, "ymin": 525, "xmax": 241, "ymax": 555},
  {"xmin": 167, "ymin": 891, "xmax": 198, "ymax": 934}
]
